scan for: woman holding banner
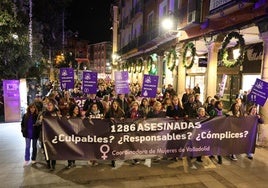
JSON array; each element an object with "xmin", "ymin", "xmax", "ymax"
[
  {"xmin": 85, "ymin": 102, "xmax": 104, "ymax": 119},
  {"xmin": 247, "ymin": 105, "xmax": 264, "ymax": 160},
  {"xmin": 127, "ymin": 101, "xmax": 142, "ymax": 165},
  {"xmin": 85, "ymin": 102, "xmax": 104, "ymax": 166},
  {"xmin": 209, "ymin": 100, "xmax": 224, "ymax": 164},
  {"xmin": 226, "ymin": 102, "xmax": 244, "ymax": 161},
  {"xmin": 166, "ymin": 95, "xmax": 186, "ymax": 120},
  {"xmin": 147, "ymin": 101, "xmax": 166, "ymax": 118},
  {"xmin": 105, "ymin": 100, "xmax": 125, "ymax": 168},
  {"xmin": 145, "ymin": 101, "xmax": 166, "ymax": 167},
  {"xmin": 139, "ymin": 98, "xmax": 152, "ymax": 118},
  {"xmin": 37, "ymin": 98, "xmax": 61, "ymax": 171},
  {"xmin": 66, "ymin": 103, "xmax": 82, "ymax": 169}
]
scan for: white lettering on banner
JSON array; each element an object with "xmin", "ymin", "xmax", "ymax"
[
  {"xmin": 112, "ymin": 149, "xmax": 149, "ymax": 156},
  {"xmin": 110, "ymin": 121, "xmax": 202, "ymax": 133},
  {"xmin": 157, "ymin": 148, "xmax": 177, "ymax": 154},
  {"xmin": 75, "ymin": 98, "xmax": 86, "ymax": 108},
  {"xmin": 195, "ymin": 130, "xmax": 249, "ymax": 141},
  {"xmin": 117, "ymin": 133, "xmax": 189, "ymax": 144},
  {"xmin": 61, "ymin": 76, "xmax": 73, "ymax": 79},
  {"xmin": 52, "ymin": 134, "xmax": 110, "ymax": 144},
  {"xmin": 186, "ymin": 146, "xmax": 210, "ymax": 152}
]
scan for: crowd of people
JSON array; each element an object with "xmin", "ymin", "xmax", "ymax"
[{"xmin": 20, "ymin": 79, "xmax": 263, "ymax": 171}]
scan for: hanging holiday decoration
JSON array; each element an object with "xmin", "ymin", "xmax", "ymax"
[
  {"xmin": 218, "ymin": 31, "xmax": 245, "ymax": 68},
  {"xmin": 182, "ymin": 42, "xmax": 196, "ymax": 69},
  {"xmin": 136, "ymin": 58, "xmax": 143, "ymax": 73},
  {"xmin": 147, "ymin": 57, "xmax": 152, "ymax": 72},
  {"xmin": 166, "ymin": 48, "xmax": 177, "ymax": 71}
]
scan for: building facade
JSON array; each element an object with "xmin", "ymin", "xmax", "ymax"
[
  {"xmin": 88, "ymin": 41, "xmax": 112, "ymax": 79},
  {"xmin": 113, "ymin": 0, "xmax": 268, "ymax": 145}
]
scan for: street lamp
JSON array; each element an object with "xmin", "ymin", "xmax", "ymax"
[
  {"xmin": 112, "ymin": 53, "xmax": 120, "ymax": 65},
  {"xmin": 162, "ymin": 17, "xmax": 174, "ymax": 31},
  {"xmin": 161, "ymin": 15, "xmax": 181, "ymax": 37},
  {"xmin": 111, "ymin": 53, "xmax": 120, "ymax": 80}
]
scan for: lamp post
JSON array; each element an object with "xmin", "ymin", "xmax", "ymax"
[
  {"xmin": 111, "ymin": 53, "xmax": 120, "ymax": 80},
  {"xmin": 161, "ymin": 14, "xmax": 181, "ymax": 91}
]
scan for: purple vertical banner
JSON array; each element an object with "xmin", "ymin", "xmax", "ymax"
[
  {"xmin": 60, "ymin": 68, "xmax": 74, "ymax": 90},
  {"xmin": 247, "ymin": 78, "xmax": 268, "ymax": 106},
  {"xmin": 3, "ymin": 80, "xmax": 21, "ymax": 122},
  {"xmin": 218, "ymin": 74, "xmax": 227, "ymax": 97},
  {"xmin": 82, "ymin": 71, "xmax": 98, "ymax": 94},
  {"xmin": 141, "ymin": 74, "xmax": 159, "ymax": 98},
  {"xmin": 115, "ymin": 71, "xmax": 130, "ymax": 94}
]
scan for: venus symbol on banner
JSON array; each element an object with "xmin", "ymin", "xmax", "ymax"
[{"xmin": 100, "ymin": 144, "xmax": 110, "ymax": 160}]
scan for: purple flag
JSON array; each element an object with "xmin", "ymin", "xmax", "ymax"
[
  {"xmin": 3, "ymin": 80, "xmax": 21, "ymax": 122},
  {"xmin": 247, "ymin": 78, "xmax": 268, "ymax": 106},
  {"xmin": 59, "ymin": 68, "xmax": 74, "ymax": 90},
  {"xmin": 82, "ymin": 71, "xmax": 98, "ymax": 94},
  {"xmin": 115, "ymin": 71, "xmax": 130, "ymax": 94},
  {"xmin": 141, "ymin": 74, "xmax": 159, "ymax": 98}
]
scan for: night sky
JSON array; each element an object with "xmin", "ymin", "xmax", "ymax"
[{"xmin": 66, "ymin": 0, "xmax": 115, "ymax": 44}]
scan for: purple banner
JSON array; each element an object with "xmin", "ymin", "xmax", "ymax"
[
  {"xmin": 247, "ymin": 78, "xmax": 268, "ymax": 106},
  {"xmin": 3, "ymin": 80, "xmax": 21, "ymax": 122},
  {"xmin": 218, "ymin": 74, "xmax": 227, "ymax": 97},
  {"xmin": 141, "ymin": 74, "xmax": 159, "ymax": 98},
  {"xmin": 115, "ymin": 71, "xmax": 129, "ymax": 94},
  {"xmin": 43, "ymin": 116, "xmax": 258, "ymax": 160},
  {"xmin": 82, "ymin": 71, "xmax": 98, "ymax": 94},
  {"xmin": 59, "ymin": 68, "xmax": 74, "ymax": 90}
]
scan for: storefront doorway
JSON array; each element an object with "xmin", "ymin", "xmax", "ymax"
[{"xmin": 186, "ymin": 74, "xmax": 205, "ymax": 103}]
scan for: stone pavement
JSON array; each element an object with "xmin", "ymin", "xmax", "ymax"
[{"xmin": 1, "ymin": 122, "xmax": 268, "ymax": 188}]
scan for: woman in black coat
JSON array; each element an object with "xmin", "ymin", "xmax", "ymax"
[
  {"xmin": 166, "ymin": 95, "xmax": 186, "ymax": 119},
  {"xmin": 21, "ymin": 103, "xmax": 40, "ymax": 166},
  {"xmin": 37, "ymin": 98, "xmax": 60, "ymax": 171}
]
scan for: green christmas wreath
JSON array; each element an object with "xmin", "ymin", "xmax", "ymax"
[
  {"xmin": 136, "ymin": 58, "xmax": 143, "ymax": 73},
  {"xmin": 218, "ymin": 31, "xmax": 245, "ymax": 68},
  {"xmin": 182, "ymin": 42, "xmax": 196, "ymax": 69},
  {"xmin": 166, "ymin": 48, "xmax": 177, "ymax": 71},
  {"xmin": 147, "ymin": 57, "xmax": 152, "ymax": 72},
  {"xmin": 127, "ymin": 62, "xmax": 132, "ymax": 73},
  {"xmin": 122, "ymin": 62, "xmax": 127, "ymax": 71},
  {"xmin": 133, "ymin": 62, "xmax": 137, "ymax": 73}
]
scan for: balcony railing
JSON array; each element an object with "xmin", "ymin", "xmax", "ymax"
[{"xmin": 118, "ymin": 27, "xmax": 160, "ymax": 54}]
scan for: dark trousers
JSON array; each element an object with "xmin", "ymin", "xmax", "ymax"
[{"xmin": 47, "ymin": 160, "xmax": 56, "ymax": 168}]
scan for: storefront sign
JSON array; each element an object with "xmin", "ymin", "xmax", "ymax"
[
  {"xmin": 198, "ymin": 58, "xmax": 207, "ymax": 67},
  {"xmin": 82, "ymin": 71, "xmax": 97, "ymax": 94},
  {"xmin": 59, "ymin": 68, "xmax": 74, "ymax": 90},
  {"xmin": 141, "ymin": 74, "xmax": 158, "ymax": 98},
  {"xmin": 247, "ymin": 78, "xmax": 268, "ymax": 106},
  {"xmin": 114, "ymin": 71, "xmax": 129, "ymax": 94},
  {"xmin": 43, "ymin": 116, "xmax": 258, "ymax": 160}
]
